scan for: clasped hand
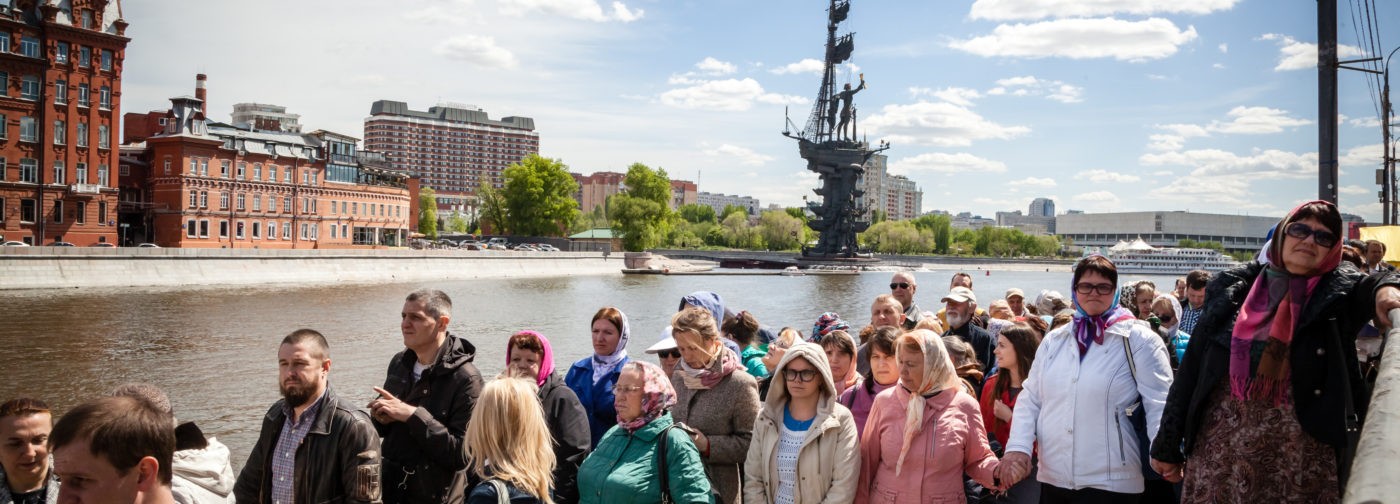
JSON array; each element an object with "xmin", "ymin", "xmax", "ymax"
[{"xmin": 367, "ymin": 386, "xmax": 414, "ymax": 424}]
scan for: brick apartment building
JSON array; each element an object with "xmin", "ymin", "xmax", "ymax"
[
  {"xmin": 363, "ymin": 100, "xmax": 538, "ymax": 213},
  {"xmin": 571, "ymin": 171, "xmax": 697, "ymax": 214},
  {"xmin": 0, "ymin": 0, "xmax": 128, "ymax": 246},
  {"xmin": 119, "ymin": 75, "xmax": 416, "ymax": 249}
]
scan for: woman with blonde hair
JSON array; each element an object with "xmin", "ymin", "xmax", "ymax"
[
  {"xmin": 670, "ymin": 306, "xmax": 761, "ymax": 504},
  {"xmin": 464, "ymin": 378, "xmax": 557, "ymax": 504},
  {"xmin": 856, "ymin": 329, "xmax": 998, "ymax": 504}
]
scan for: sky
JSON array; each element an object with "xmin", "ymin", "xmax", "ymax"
[{"xmin": 119, "ymin": 0, "xmax": 1399, "ymax": 222}]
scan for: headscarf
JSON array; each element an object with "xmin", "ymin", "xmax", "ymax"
[
  {"xmin": 680, "ymin": 291, "xmax": 727, "ymax": 330},
  {"xmin": 616, "ymin": 361, "xmax": 677, "ymax": 433},
  {"xmin": 987, "ymin": 318, "xmax": 1014, "ymax": 340},
  {"xmin": 506, "ymin": 330, "xmax": 554, "ymax": 387},
  {"xmin": 826, "ymin": 330, "xmax": 861, "ymax": 393},
  {"xmin": 895, "ymin": 330, "xmax": 960, "ymax": 476},
  {"xmin": 677, "ymin": 343, "xmax": 744, "ymax": 390},
  {"xmin": 1071, "ymin": 256, "xmax": 1137, "ymax": 358},
  {"xmin": 1152, "ymin": 293, "xmax": 1183, "ymax": 336},
  {"xmin": 810, "ymin": 312, "xmax": 849, "ymax": 341},
  {"xmin": 591, "ymin": 308, "xmax": 631, "ymax": 385},
  {"xmin": 1230, "ymin": 200, "xmax": 1342, "ymax": 406}
]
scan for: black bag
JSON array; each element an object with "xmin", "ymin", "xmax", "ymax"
[
  {"xmin": 656, "ymin": 423, "xmax": 724, "ymax": 504},
  {"xmin": 1121, "ymin": 335, "xmax": 1163, "ymax": 481}
]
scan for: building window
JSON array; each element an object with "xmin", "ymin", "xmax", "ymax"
[
  {"xmin": 19, "ymin": 158, "xmax": 36, "ymax": 183},
  {"xmin": 97, "ymin": 165, "xmax": 107, "ymax": 186},
  {"xmin": 330, "ymin": 224, "xmax": 337, "ymax": 239},
  {"xmin": 20, "ymin": 199, "xmax": 35, "ymax": 222},
  {"xmin": 76, "ymin": 122, "xmax": 87, "ymax": 147},
  {"xmin": 252, "ymin": 194, "xmax": 261, "ymax": 212},
  {"xmin": 78, "ymin": 46, "xmax": 90, "ymax": 68},
  {"xmin": 188, "ymin": 158, "xmax": 196, "ymax": 175},
  {"xmin": 99, "ymin": 86, "xmax": 110, "ymax": 109},
  {"xmin": 188, "ymin": 191, "xmax": 197, "ymax": 209},
  {"xmin": 163, "ymin": 159, "xmax": 170, "ymax": 175},
  {"xmin": 235, "ymin": 221, "xmax": 245, "ymax": 239},
  {"xmin": 52, "ymin": 200, "xmax": 62, "ymax": 223},
  {"xmin": 284, "ymin": 169, "xmax": 292, "ymax": 184},
  {"xmin": 252, "ymin": 221, "xmax": 261, "ymax": 239},
  {"xmin": 119, "ymin": 164, "xmax": 128, "ymax": 176},
  {"xmin": 266, "ymin": 195, "xmax": 274, "ymax": 213},
  {"xmin": 80, "ymin": 10, "xmax": 92, "ymax": 29},
  {"xmin": 55, "ymin": 42, "xmax": 68, "ymax": 63},
  {"xmin": 300, "ymin": 223, "xmax": 309, "ymax": 240},
  {"xmin": 236, "ymin": 162, "xmax": 245, "ymax": 180},
  {"xmin": 98, "ymin": 200, "xmax": 107, "ymax": 224},
  {"xmin": 98, "ymin": 125, "xmax": 109, "ymax": 149},
  {"xmin": 219, "ymin": 192, "xmax": 229, "ymax": 210},
  {"xmin": 236, "ymin": 193, "xmax": 245, "ymax": 211},
  {"xmin": 341, "ymin": 224, "xmax": 347, "ymax": 237},
  {"xmin": 253, "ymin": 163, "xmax": 261, "ymax": 180},
  {"xmin": 19, "ymin": 117, "xmax": 35, "ymax": 142},
  {"xmin": 54, "ymin": 80, "xmax": 66, "ymax": 104},
  {"xmin": 19, "ymin": 36, "xmax": 38, "ymax": 58},
  {"xmin": 352, "ymin": 202, "xmax": 357, "ymax": 215},
  {"xmin": 52, "ymin": 120, "xmax": 64, "ymax": 145},
  {"xmin": 266, "ymin": 220, "xmax": 277, "ymax": 240},
  {"xmin": 77, "ymin": 84, "xmax": 89, "ymax": 107},
  {"xmin": 20, "ymin": 75, "xmax": 38, "ymax": 100},
  {"xmin": 330, "ymin": 200, "xmax": 336, "ymax": 214},
  {"xmin": 283, "ymin": 197, "xmax": 291, "ymax": 213},
  {"xmin": 219, "ymin": 221, "xmax": 228, "ymax": 238},
  {"xmin": 199, "ymin": 220, "xmax": 209, "ymax": 238},
  {"xmin": 76, "ymin": 163, "xmax": 86, "ymax": 183},
  {"xmin": 220, "ymin": 160, "xmax": 229, "ymax": 178},
  {"xmin": 199, "ymin": 191, "xmax": 208, "ymax": 208},
  {"xmin": 0, "ymin": 32, "xmax": 9, "ymax": 53},
  {"xmin": 341, "ymin": 201, "xmax": 347, "ymax": 213},
  {"xmin": 282, "ymin": 222, "xmax": 291, "ymax": 240},
  {"xmin": 186, "ymin": 220, "xmax": 196, "ymax": 238},
  {"xmin": 268, "ymin": 165, "xmax": 276, "ymax": 182},
  {"xmin": 76, "ymin": 201, "xmax": 85, "ymax": 224},
  {"xmin": 52, "ymin": 161, "xmax": 64, "ymax": 184},
  {"xmin": 100, "ymin": 49, "xmax": 112, "ymax": 71}
]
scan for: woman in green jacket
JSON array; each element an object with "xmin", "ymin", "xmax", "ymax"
[{"xmin": 577, "ymin": 361, "xmax": 713, "ymax": 504}]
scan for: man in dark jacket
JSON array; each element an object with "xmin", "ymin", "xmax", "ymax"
[
  {"xmin": 369, "ymin": 289, "xmax": 482, "ymax": 504},
  {"xmin": 235, "ymin": 329, "xmax": 382, "ymax": 504},
  {"xmin": 941, "ymin": 286, "xmax": 996, "ymax": 374}
]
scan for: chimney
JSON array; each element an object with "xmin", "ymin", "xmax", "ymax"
[{"xmin": 195, "ymin": 74, "xmax": 207, "ymax": 115}]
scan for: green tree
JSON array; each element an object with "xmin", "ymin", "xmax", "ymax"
[
  {"xmin": 417, "ymin": 187, "xmax": 438, "ymax": 239},
  {"xmin": 445, "ymin": 213, "xmax": 469, "ymax": 234},
  {"xmin": 719, "ymin": 204, "xmax": 748, "ymax": 222},
  {"xmin": 1178, "ymin": 239, "xmax": 1225, "ymax": 252},
  {"xmin": 679, "ymin": 203, "xmax": 717, "ymax": 224},
  {"xmin": 477, "ymin": 181, "xmax": 508, "ymax": 235},
  {"xmin": 757, "ymin": 210, "xmax": 805, "ymax": 251},
  {"xmin": 911, "ymin": 214, "xmax": 952, "ymax": 254},
  {"xmin": 500, "ymin": 154, "xmax": 579, "ymax": 237},
  {"xmin": 870, "ymin": 209, "xmax": 887, "ymax": 224},
  {"xmin": 861, "ymin": 221, "xmax": 931, "ymax": 254},
  {"xmin": 610, "ymin": 163, "xmax": 672, "ymax": 251},
  {"xmin": 721, "ymin": 212, "xmax": 765, "ymax": 250}
]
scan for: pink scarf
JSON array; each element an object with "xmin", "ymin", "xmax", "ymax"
[{"xmin": 506, "ymin": 331, "xmax": 554, "ymax": 388}]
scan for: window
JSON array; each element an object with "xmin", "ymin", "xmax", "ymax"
[
  {"xmin": 252, "ymin": 221, "xmax": 261, "ymax": 239},
  {"xmin": 162, "ymin": 159, "xmax": 170, "ymax": 175},
  {"xmin": 300, "ymin": 223, "xmax": 309, "ymax": 240},
  {"xmin": 186, "ymin": 220, "xmax": 196, "ymax": 238},
  {"xmin": 20, "ymin": 75, "xmax": 38, "ymax": 100},
  {"xmin": 266, "ymin": 195, "xmax": 274, "ymax": 213},
  {"xmin": 54, "ymin": 80, "xmax": 67, "ymax": 104},
  {"xmin": 76, "ymin": 163, "xmax": 86, "ymax": 183},
  {"xmin": 188, "ymin": 159, "xmax": 196, "ymax": 175},
  {"xmin": 199, "ymin": 220, "xmax": 209, "ymax": 238},
  {"xmin": 19, "ymin": 117, "xmax": 35, "ymax": 142},
  {"xmin": 341, "ymin": 201, "xmax": 347, "ymax": 213},
  {"xmin": 76, "ymin": 122, "xmax": 87, "ymax": 147},
  {"xmin": 252, "ymin": 194, "xmax": 261, "ymax": 212},
  {"xmin": 52, "ymin": 161, "xmax": 64, "ymax": 184},
  {"xmin": 98, "ymin": 201, "xmax": 107, "ymax": 223},
  {"xmin": 52, "ymin": 120, "xmax": 64, "ymax": 145},
  {"xmin": 80, "ymin": 10, "xmax": 92, "ymax": 30},
  {"xmin": 100, "ymin": 50, "xmax": 112, "ymax": 71},
  {"xmin": 188, "ymin": 191, "xmax": 197, "ymax": 209},
  {"xmin": 341, "ymin": 224, "xmax": 347, "ymax": 238},
  {"xmin": 283, "ymin": 169, "xmax": 292, "ymax": 184},
  {"xmin": 20, "ymin": 199, "xmax": 35, "ymax": 222},
  {"xmin": 199, "ymin": 191, "xmax": 207, "ymax": 208},
  {"xmin": 78, "ymin": 46, "xmax": 90, "ymax": 68},
  {"xmin": 119, "ymin": 164, "xmax": 127, "ymax": 176},
  {"xmin": 219, "ymin": 192, "xmax": 229, "ymax": 210},
  {"xmin": 220, "ymin": 160, "xmax": 229, "ymax": 178},
  {"xmin": 0, "ymin": 32, "xmax": 9, "ymax": 53},
  {"xmin": 19, "ymin": 36, "xmax": 38, "ymax": 58},
  {"xmin": 77, "ymin": 84, "xmax": 89, "ymax": 107},
  {"xmin": 236, "ymin": 193, "xmax": 245, "ymax": 211},
  {"xmin": 199, "ymin": 159, "xmax": 208, "ymax": 177},
  {"xmin": 352, "ymin": 202, "xmax": 357, "ymax": 214},
  {"xmin": 268, "ymin": 165, "xmax": 276, "ymax": 182},
  {"xmin": 97, "ymin": 165, "xmax": 107, "ymax": 186},
  {"xmin": 253, "ymin": 163, "xmax": 261, "ymax": 180},
  {"xmin": 236, "ymin": 162, "xmax": 245, "ymax": 179},
  {"xmin": 266, "ymin": 220, "xmax": 277, "ymax": 240},
  {"xmin": 330, "ymin": 200, "xmax": 336, "ymax": 214},
  {"xmin": 55, "ymin": 42, "xmax": 68, "ymax": 63},
  {"xmin": 98, "ymin": 125, "xmax": 109, "ymax": 149},
  {"xmin": 19, "ymin": 158, "xmax": 36, "ymax": 183},
  {"xmin": 219, "ymin": 221, "xmax": 228, "ymax": 238},
  {"xmin": 52, "ymin": 200, "xmax": 62, "ymax": 223},
  {"xmin": 330, "ymin": 225, "xmax": 337, "ymax": 239},
  {"xmin": 99, "ymin": 86, "xmax": 110, "ymax": 109},
  {"xmin": 282, "ymin": 222, "xmax": 291, "ymax": 240},
  {"xmin": 283, "ymin": 197, "xmax": 291, "ymax": 213},
  {"xmin": 235, "ymin": 221, "xmax": 245, "ymax": 239}
]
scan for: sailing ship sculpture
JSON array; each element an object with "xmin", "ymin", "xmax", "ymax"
[{"xmin": 783, "ymin": 0, "xmax": 889, "ymax": 258}]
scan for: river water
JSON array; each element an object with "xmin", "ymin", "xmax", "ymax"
[{"xmin": 0, "ymin": 267, "xmax": 1178, "ymax": 470}]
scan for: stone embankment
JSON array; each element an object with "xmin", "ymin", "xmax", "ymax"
[{"xmin": 0, "ymin": 248, "xmax": 621, "ymax": 290}]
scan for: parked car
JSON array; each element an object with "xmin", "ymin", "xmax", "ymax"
[
  {"xmin": 486, "ymin": 243, "xmax": 508, "ymax": 250},
  {"xmin": 89, "ymin": 243, "xmax": 116, "ymax": 248},
  {"xmin": 1, "ymin": 241, "xmax": 29, "ymax": 247},
  {"xmin": 136, "ymin": 243, "xmax": 161, "ymax": 248},
  {"xmin": 49, "ymin": 242, "xmax": 75, "ymax": 247},
  {"xmin": 537, "ymin": 244, "xmax": 560, "ymax": 252}
]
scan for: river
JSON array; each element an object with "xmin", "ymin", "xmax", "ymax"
[{"xmin": 0, "ymin": 267, "xmax": 1180, "ymax": 470}]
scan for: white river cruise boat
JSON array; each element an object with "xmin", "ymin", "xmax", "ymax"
[{"xmin": 1086, "ymin": 238, "xmax": 1241, "ymax": 275}]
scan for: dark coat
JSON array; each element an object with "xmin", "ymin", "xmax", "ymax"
[
  {"xmin": 466, "ymin": 480, "xmax": 545, "ymax": 504},
  {"xmin": 946, "ymin": 320, "xmax": 996, "ymax": 374},
  {"xmin": 539, "ymin": 372, "xmax": 591, "ymax": 504},
  {"xmin": 234, "ymin": 386, "xmax": 383, "ymax": 504},
  {"xmin": 1151, "ymin": 262, "xmax": 1399, "ymax": 488},
  {"xmin": 375, "ymin": 333, "xmax": 483, "ymax": 504}
]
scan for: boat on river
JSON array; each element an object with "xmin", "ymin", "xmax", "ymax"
[{"xmin": 1087, "ymin": 238, "xmax": 1240, "ymax": 275}]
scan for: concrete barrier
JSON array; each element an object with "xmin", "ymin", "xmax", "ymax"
[
  {"xmin": 1345, "ymin": 309, "xmax": 1400, "ymax": 504},
  {"xmin": 0, "ymin": 248, "xmax": 621, "ymax": 290}
]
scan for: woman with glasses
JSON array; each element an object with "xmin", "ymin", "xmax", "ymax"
[
  {"xmin": 1146, "ymin": 294, "xmax": 1189, "ymax": 370},
  {"xmin": 1150, "ymin": 201, "xmax": 1400, "ymax": 502},
  {"xmin": 670, "ymin": 306, "xmax": 761, "ymax": 504},
  {"xmin": 565, "ymin": 307, "xmax": 632, "ymax": 448},
  {"xmin": 743, "ymin": 342, "xmax": 860, "ymax": 504},
  {"xmin": 577, "ymin": 361, "xmax": 713, "ymax": 504},
  {"xmin": 855, "ymin": 329, "xmax": 999, "ymax": 504},
  {"xmin": 644, "ymin": 327, "xmax": 682, "ymax": 380},
  {"xmin": 997, "ymin": 255, "xmax": 1174, "ymax": 503},
  {"xmin": 839, "ymin": 326, "xmax": 901, "ymax": 437}
]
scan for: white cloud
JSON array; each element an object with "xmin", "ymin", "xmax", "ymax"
[
  {"xmin": 1212, "ymin": 63, "xmax": 1226, "ymax": 69},
  {"xmin": 1011, "ymin": 176, "xmax": 1057, "ymax": 187},
  {"xmin": 1076, "ymin": 169, "xmax": 1141, "ymax": 182},
  {"xmin": 889, "ymin": 152, "xmax": 1008, "ymax": 174},
  {"xmin": 968, "ymin": 0, "xmax": 1239, "ymax": 21},
  {"xmin": 910, "ymin": 86, "xmax": 984, "ymax": 107},
  {"xmin": 433, "ymin": 35, "xmax": 518, "ymax": 69},
  {"xmin": 989, "ymin": 75, "xmax": 1085, "ymax": 103},
  {"xmin": 702, "ymin": 143, "xmax": 774, "ymax": 166},
  {"xmin": 695, "ymin": 57, "xmax": 737, "ymax": 76},
  {"xmin": 1140, "ymin": 148, "xmax": 1316, "ymax": 179},
  {"xmin": 771, "ymin": 58, "xmax": 824, "ymax": 75},
  {"xmin": 862, "ymin": 101, "xmax": 1031, "ymax": 147},
  {"xmin": 1072, "ymin": 191, "xmax": 1122, "ymax": 207},
  {"xmin": 1207, "ymin": 106, "xmax": 1310, "ymax": 134},
  {"xmin": 1340, "ymin": 185, "xmax": 1371, "ymax": 196},
  {"xmin": 1258, "ymin": 33, "xmax": 1365, "ymax": 71},
  {"xmin": 1341, "ymin": 143, "xmax": 1382, "ymax": 167},
  {"xmin": 1349, "ymin": 116, "xmax": 1381, "ymax": 128},
  {"xmin": 1218, "ymin": 43, "xmax": 1228, "ymax": 53},
  {"xmin": 1157, "ymin": 124, "xmax": 1211, "ymax": 137},
  {"xmin": 498, "ymin": 0, "xmax": 644, "ymax": 22},
  {"xmin": 950, "ymin": 18, "xmax": 1198, "ymax": 61},
  {"xmin": 1147, "ymin": 74, "xmax": 1170, "ymax": 80},
  {"xmin": 659, "ymin": 78, "xmax": 807, "ymax": 111}
]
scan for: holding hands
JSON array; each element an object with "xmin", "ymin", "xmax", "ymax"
[{"xmin": 993, "ymin": 451, "xmax": 1032, "ymax": 490}]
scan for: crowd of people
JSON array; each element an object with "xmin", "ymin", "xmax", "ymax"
[{"xmin": 4, "ymin": 200, "xmax": 1400, "ymax": 504}]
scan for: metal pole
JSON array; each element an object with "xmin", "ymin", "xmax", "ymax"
[
  {"xmin": 1319, "ymin": 0, "xmax": 1339, "ymax": 204},
  {"xmin": 1384, "ymin": 72, "xmax": 1392, "ymax": 225}
]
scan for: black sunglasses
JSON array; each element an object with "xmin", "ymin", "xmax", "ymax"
[
  {"xmin": 1156, "ymin": 313, "xmax": 1174, "ymax": 323},
  {"xmin": 1075, "ymin": 282, "xmax": 1116, "ymax": 296},
  {"xmin": 1284, "ymin": 222, "xmax": 1338, "ymax": 248},
  {"xmin": 657, "ymin": 349, "xmax": 680, "ymax": 359},
  {"xmin": 783, "ymin": 369, "xmax": 818, "ymax": 382},
  {"xmin": 890, "ymin": 282, "xmax": 911, "ymax": 290}
]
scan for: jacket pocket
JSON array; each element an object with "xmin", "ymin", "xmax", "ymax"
[{"xmin": 353, "ymin": 462, "xmax": 381, "ymax": 502}]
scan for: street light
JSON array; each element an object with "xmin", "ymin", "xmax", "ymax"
[{"xmin": 1382, "ymin": 46, "xmax": 1400, "ymax": 225}]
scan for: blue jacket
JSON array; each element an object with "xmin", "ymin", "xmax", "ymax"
[{"xmin": 565, "ymin": 356, "xmax": 629, "ymax": 447}]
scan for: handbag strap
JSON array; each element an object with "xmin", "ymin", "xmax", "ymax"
[
  {"xmin": 656, "ymin": 424, "xmax": 678, "ymax": 504},
  {"xmin": 487, "ymin": 479, "xmax": 510, "ymax": 504}
]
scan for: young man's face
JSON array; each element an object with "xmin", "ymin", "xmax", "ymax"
[{"xmin": 53, "ymin": 437, "xmax": 145, "ymax": 504}]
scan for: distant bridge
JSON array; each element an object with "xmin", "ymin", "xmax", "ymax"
[{"xmin": 650, "ymin": 249, "xmax": 1073, "ymax": 270}]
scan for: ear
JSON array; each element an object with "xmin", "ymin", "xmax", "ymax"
[
  {"xmin": 135, "ymin": 456, "xmax": 160, "ymax": 492},
  {"xmin": 321, "ymin": 357, "xmax": 332, "ymax": 374},
  {"xmin": 437, "ymin": 314, "xmax": 452, "ymax": 330}
]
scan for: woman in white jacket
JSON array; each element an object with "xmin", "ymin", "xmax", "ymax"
[
  {"xmin": 743, "ymin": 342, "xmax": 860, "ymax": 504},
  {"xmin": 997, "ymin": 255, "xmax": 1173, "ymax": 503}
]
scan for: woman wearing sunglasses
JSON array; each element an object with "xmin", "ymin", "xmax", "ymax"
[
  {"xmin": 1150, "ymin": 200, "xmax": 1400, "ymax": 502},
  {"xmin": 743, "ymin": 342, "xmax": 860, "ymax": 504},
  {"xmin": 996, "ymin": 254, "xmax": 1174, "ymax": 503},
  {"xmin": 1147, "ymin": 294, "xmax": 1189, "ymax": 370}
]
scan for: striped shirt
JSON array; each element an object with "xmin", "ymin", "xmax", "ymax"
[{"xmin": 271, "ymin": 392, "xmax": 325, "ymax": 504}]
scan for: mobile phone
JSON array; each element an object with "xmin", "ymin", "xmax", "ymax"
[{"xmin": 674, "ymin": 422, "xmax": 699, "ymax": 436}]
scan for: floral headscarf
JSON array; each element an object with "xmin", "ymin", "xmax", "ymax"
[
  {"xmin": 810, "ymin": 312, "xmax": 849, "ymax": 341},
  {"xmin": 895, "ymin": 329, "xmax": 960, "ymax": 476},
  {"xmin": 616, "ymin": 361, "xmax": 677, "ymax": 433},
  {"xmin": 506, "ymin": 330, "xmax": 555, "ymax": 387},
  {"xmin": 591, "ymin": 308, "xmax": 631, "ymax": 385}
]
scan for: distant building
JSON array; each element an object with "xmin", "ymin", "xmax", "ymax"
[
  {"xmin": 1029, "ymin": 197, "xmax": 1055, "ymax": 218},
  {"xmin": 698, "ymin": 191, "xmax": 759, "ymax": 216},
  {"xmin": 670, "ymin": 179, "xmax": 697, "ymax": 210},
  {"xmin": 951, "ymin": 211, "xmax": 995, "ymax": 230},
  {"xmin": 363, "ymin": 100, "xmax": 538, "ymax": 212},
  {"xmin": 1056, "ymin": 210, "xmax": 1277, "ymax": 253},
  {"xmin": 572, "ymin": 171, "xmax": 624, "ymax": 215},
  {"xmin": 858, "ymin": 154, "xmax": 923, "ymax": 221},
  {"xmin": 0, "ymin": 1, "xmax": 130, "ymax": 246},
  {"xmin": 995, "ymin": 210, "xmax": 1055, "ymax": 235},
  {"xmin": 231, "ymin": 103, "xmax": 302, "ymax": 133}
]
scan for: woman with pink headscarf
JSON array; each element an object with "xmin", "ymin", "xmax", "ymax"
[{"xmin": 507, "ymin": 331, "xmax": 591, "ymax": 504}]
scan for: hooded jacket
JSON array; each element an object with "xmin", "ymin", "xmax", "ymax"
[
  {"xmin": 539, "ymin": 372, "xmax": 591, "ymax": 504},
  {"xmin": 172, "ymin": 436, "xmax": 236, "ymax": 504},
  {"xmin": 0, "ymin": 459, "xmax": 58, "ymax": 504},
  {"xmin": 743, "ymin": 343, "xmax": 860, "ymax": 504},
  {"xmin": 375, "ymin": 332, "xmax": 483, "ymax": 504}
]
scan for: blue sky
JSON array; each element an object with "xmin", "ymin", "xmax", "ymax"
[{"xmin": 120, "ymin": 0, "xmax": 1397, "ymax": 221}]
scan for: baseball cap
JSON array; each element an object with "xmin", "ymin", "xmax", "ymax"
[
  {"xmin": 941, "ymin": 286, "xmax": 978, "ymax": 304},
  {"xmin": 1005, "ymin": 288, "xmax": 1025, "ymax": 300}
]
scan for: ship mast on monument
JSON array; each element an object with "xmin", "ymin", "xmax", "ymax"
[{"xmin": 783, "ymin": 0, "xmax": 889, "ymax": 259}]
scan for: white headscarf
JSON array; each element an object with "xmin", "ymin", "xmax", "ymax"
[{"xmin": 590, "ymin": 309, "xmax": 631, "ymax": 384}]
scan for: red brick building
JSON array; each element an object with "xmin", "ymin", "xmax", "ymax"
[
  {"xmin": 0, "ymin": 1, "xmax": 128, "ymax": 245},
  {"xmin": 119, "ymin": 76, "xmax": 416, "ymax": 249}
]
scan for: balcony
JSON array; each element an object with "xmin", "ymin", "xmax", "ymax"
[{"xmin": 69, "ymin": 183, "xmax": 102, "ymax": 195}]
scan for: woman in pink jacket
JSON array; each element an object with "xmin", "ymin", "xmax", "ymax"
[{"xmin": 856, "ymin": 329, "xmax": 999, "ymax": 504}]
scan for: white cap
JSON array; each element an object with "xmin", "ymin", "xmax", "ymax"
[{"xmin": 645, "ymin": 325, "xmax": 678, "ymax": 354}]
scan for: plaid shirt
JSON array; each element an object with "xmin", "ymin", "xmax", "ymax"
[
  {"xmin": 271, "ymin": 392, "xmax": 325, "ymax": 504},
  {"xmin": 1180, "ymin": 302, "xmax": 1204, "ymax": 335}
]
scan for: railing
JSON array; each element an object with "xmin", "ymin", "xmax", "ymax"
[{"xmin": 1345, "ymin": 308, "xmax": 1400, "ymax": 503}]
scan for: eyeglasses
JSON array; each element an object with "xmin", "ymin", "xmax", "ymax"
[
  {"xmin": 616, "ymin": 385, "xmax": 644, "ymax": 394},
  {"xmin": 1284, "ymin": 222, "xmax": 1338, "ymax": 248},
  {"xmin": 890, "ymin": 282, "xmax": 911, "ymax": 290},
  {"xmin": 657, "ymin": 350, "xmax": 680, "ymax": 359},
  {"xmin": 1155, "ymin": 313, "xmax": 1174, "ymax": 323},
  {"xmin": 783, "ymin": 369, "xmax": 818, "ymax": 382},
  {"xmin": 1074, "ymin": 282, "xmax": 1116, "ymax": 296}
]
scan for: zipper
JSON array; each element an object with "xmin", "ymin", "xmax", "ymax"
[{"xmin": 1114, "ymin": 414, "xmax": 1126, "ymax": 465}]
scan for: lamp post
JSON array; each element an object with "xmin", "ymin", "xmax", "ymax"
[{"xmin": 1384, "ymin": 46, "xmax": 1400, "ymax": 225}]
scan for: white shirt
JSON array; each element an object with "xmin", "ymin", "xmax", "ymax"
[{"xmin": 774, "ymin": 421, "xmax": 807, "ymax": 504}]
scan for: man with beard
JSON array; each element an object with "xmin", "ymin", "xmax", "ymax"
[
  {"xmin": 235, "ymin": 329, "xmax": 382, "ymax": 504},
  {"xmin": 368, "ymin": 289, "xmax": 482, "ymax": 504},
  {"xmin": 941, "ymin": 286, "xmax": 995, "ymax": 374},
  {"xmin": 936, "ymin": 272, "xmax": 990, "ymax": 330}
]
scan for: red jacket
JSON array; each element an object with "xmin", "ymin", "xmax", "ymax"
[{"xmin": 979, "ymin": 373, "xmax": 1016, "ymax": 448}]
